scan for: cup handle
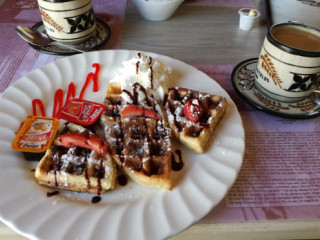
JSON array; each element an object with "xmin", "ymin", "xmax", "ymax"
[{"xmin": 311, "ymin": 89, "xmax": 320, "ymax": 104}]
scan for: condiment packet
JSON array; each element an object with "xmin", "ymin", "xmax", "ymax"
[
  {"xmin": 12, "ymin": 116, "xmax": 60, "ymax": 153},
  {"xmin": 56, "ymin": 98, "xmax": 105, "ymax": 125}
]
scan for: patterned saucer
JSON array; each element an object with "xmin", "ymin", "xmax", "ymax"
[
  {"xmin": 232, "ymin": 58, "xmax": 320, "ymax": 119},
  {"xmin": 30, "ymin": 18, "xmax": 111, "ymax": 56}
]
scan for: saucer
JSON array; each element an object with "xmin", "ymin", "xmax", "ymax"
[
  {"xmin": 231, "ymin": 58, "xmax": 320, "ymax": 119},
  {"xmin": 30, "ymin": 18, "xmax": 111, "ymax": 56}
]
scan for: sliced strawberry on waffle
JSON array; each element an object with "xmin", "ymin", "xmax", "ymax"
[
  {"xmin": 121, "ymin": 105, "xmax": 162, "ymax": 120},
  {"xmin": 55, "ymin": 133, "xmax": 109, "ymax": 156},
  {"xmin": 183, "ymin": 99, "xmax": 204, "ymax": 123}
]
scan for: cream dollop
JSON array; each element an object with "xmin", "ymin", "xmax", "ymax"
[{"xmin": 110, "ymin": 52, "xmax": 171, "ymax": 103}]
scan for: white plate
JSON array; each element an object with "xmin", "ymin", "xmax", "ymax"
[{"xmin": 0, "ymin": 50, "xmax": 245, "ymax": 240}]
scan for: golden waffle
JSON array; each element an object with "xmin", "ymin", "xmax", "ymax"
[
  {"xmin": 35, "ymin": 122, "xmax": 116, "ymax": 194},
  {"xmin": 100, "ymin": 83, "xmax": 173, "ymax": 190},
  {"xmin": 164, "ymin": 87, "xmax": 228, "ymax": 153}
]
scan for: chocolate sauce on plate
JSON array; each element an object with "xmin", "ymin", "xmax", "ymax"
[
  {"xmin": 91, "ymin": 196, "xmax": 102, "ymax": 204},
  {"xmin": 47, "ymin": 190, "xmax": 59, "ymax": 197},
  {"xmin": 172, "ymin": 149, "xmax": 184, "ymax": 171},
  {"xmin": 117, "ymin": 174, "xmax": 128, "ymax": 186}
]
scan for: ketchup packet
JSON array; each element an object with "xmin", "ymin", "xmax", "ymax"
[
  {"xmin": 12, "ymin": 116, "xmax": 60, "ymax": 153},
  {"xmin": 56, "ymin": 99, "xmax": 105, "ymax": 125}
]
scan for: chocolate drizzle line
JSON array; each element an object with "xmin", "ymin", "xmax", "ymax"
[
  {"xmin": 47, "ymin": 190, "xmax": 59, "ymax": 197},
  {"xmin": 148, "ymin": 57, "xmax": 153, "ymax": 89},
  {"xmin": 54, "ymin": 170, "xmax": 58, "ymax": 187},
  {"xmin": 97, "ymin": 157, "xmax": 105, "ymax": 195},
  {"xmin": 150, "ymin": 66, "xmax": 153, "ymax": 89},
  {"xmin": 121, "ymin": 83, "xmax": 150, "ymax": 106},
  {"xmin": 135, "ymin": 52, "xmax": 154, "ymax": 89},
  {"xmin": 136, "ymin": 61, "xmax": 140, "ymax": 75},
  {"xmin": 84, "ymin": 157, "xmax": 91, "ymax": 190}
]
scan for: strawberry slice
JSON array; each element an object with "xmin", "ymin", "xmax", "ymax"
[
  {"xmin": 121, "ymin": 105, "xmax": 162, "ymax": 120},
  {"xmin": 183, "ymin": 98, "xmax": 204, "ymax": 123},
  {"xmin": 87, "ymin": 134, "xmax": 109, "ymax": 156},
  {"xmin": 55, "ymin": 133, "xmax": 88, "ymax": 148},
  {"xmin": 55, "ymin": 133, "xmax": 109, "ymax": 156}
]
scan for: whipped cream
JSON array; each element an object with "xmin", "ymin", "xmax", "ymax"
[{"xmin": 110, "ymin": 52, "xmax": 172, "ymax": 103}]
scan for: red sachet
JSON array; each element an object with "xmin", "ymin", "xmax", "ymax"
[{"xmin": 56, "ymin": 99, "xmax": 105, "ymax": 125}]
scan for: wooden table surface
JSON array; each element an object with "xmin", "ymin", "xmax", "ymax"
[
  {"xmin": 1, "ymin": 0, "xmax": 320, "ymax": 239},
  {"xmin": 122, "ymin": 3, "xmax": 267, "ymax": 66}
]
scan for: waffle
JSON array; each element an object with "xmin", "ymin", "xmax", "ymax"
[
  {"xmin": 100, "ymin": 82, "xmax": 173, "ymax": 190},
  {"xmin": 164, "ymin": 87, "xmax": 228, "ymax": 154},
  {"xmin": 35, "ymin": 122, "xmax": 116, "ymax": 194}
]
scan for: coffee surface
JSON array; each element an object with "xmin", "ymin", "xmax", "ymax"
[{"xmin": 272, "ymin": 26, "xmax": 320, "ymax": 51}]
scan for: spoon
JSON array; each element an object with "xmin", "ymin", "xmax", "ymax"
[{"xmin": 15, "ymin": 25, "xmax": 89, "ymax": 53}]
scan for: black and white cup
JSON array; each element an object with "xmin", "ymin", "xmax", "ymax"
[
  {"xmin": 37, "ymin": 0, "xmax": 96, "ymax": 44},
  {"xmin": 255, "ymin": 22, "xmax": 320, "ymax": 103}
]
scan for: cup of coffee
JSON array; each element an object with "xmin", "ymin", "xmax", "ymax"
[
  {"xmin": 255, "ymin": 22, "xmax": 320, "ymax": 102},
  {"xmin": 37, "ymin": 0, "xmax": 96, "ymax": 44}
]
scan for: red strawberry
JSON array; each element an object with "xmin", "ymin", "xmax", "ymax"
[
  {"xmin": 55, "ymin": 133, "xmax": 88, "ymax": 149},
  {"xmin": 121, "ymin": 105, "xmax": 162, "ymax": 120},
  {"xmin": 55, "ymin": 133, "xmax": 109, "ymax": 156},
  {"xmin": 87, "ymin": 134, "xmax": 109, "ymax": 156},
  {"xmin": 183, "ymin": 99, "xmax": 204, "ymax": 123}
]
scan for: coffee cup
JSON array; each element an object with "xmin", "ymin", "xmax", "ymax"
[
  {"xmin": 255, "ymin": 22, "xmax": 320, "ymax": 102},
  {"xmin": 37, "ymin": 0, "xmax": 96, "ymax": 44}
]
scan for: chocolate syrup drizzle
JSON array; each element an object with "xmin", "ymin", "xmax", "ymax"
[
  {"xmin": 172, "ymin": 149, "xmax": 184, "ymax": 171},
  {"xmin": 150, "ymin": 66, "xmax": 153, "ymax": 89},
  {"xmin": 84, "ymin": 157, "xmax": 90, "ymax": 190},
  {"xmin": 136, "ymin": 61, "xmax": 140, "ymax": 75},
  {"xmin": 136, "ymin": 52, "xmax": 154, "ymax": 89},
  {"xmin": 47, "ymin": 190, "xmax": 59, "ymax": 197},
  {"xmin": 97, "ymin": 158, "xmax": 105, "ymax": 195},
  {"xmin": 121, "ymin": 82, "xmax": 150, "ymax": 106},
  {"xmin": 54, "ymin": 170, "xmax": 58, "ymax": 187}
]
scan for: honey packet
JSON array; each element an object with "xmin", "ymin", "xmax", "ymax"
[{"xmin": 12, "ymin": 116, "xmax": 60, "ymax": 153}]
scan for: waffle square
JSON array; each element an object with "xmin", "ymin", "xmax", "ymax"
[
  {"xmin": 100, "ymin": 83, "xmax": 173, "ymax": 190},
  {"xmin": 164, "ymin": 87, "xmax": 228, "ymax": 153},
  {"xmin": 35, "ymin": 123, "xmax": 116, "ymax": 194}
]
